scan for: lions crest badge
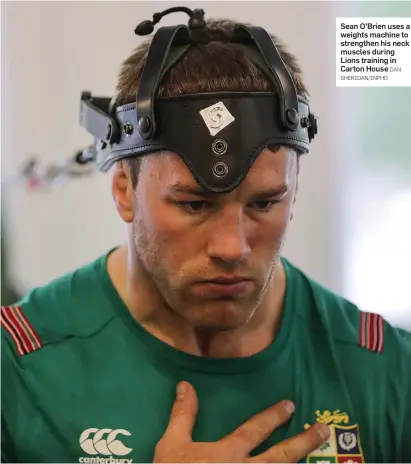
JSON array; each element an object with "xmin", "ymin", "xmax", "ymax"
[{"xmin": 305, "ymin": 410, "xmax": 364, "ymax": 463}]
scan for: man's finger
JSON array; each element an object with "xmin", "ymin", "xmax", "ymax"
[
  {"xmin": 250, "ymin": 423, "xmax": 331, "ymax": 463},
  {"xmin": 221, "ymin": 400, "xmax": 296, "ymax": 452},
  {"xmin": 163, "ymin": 381, "xmax": 198, "ymax": 443}
]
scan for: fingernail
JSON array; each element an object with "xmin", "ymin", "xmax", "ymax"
[
  {"xmin": 177, "ymin": 382, "xmax": 187, "ymax": 399},
  {"xmin": 317, "ymin": 424, "xmax": 331, "ymax": 440},
  {"xmin": 283, "ymin": 401, "xmax": 295, "ymax": 414}
]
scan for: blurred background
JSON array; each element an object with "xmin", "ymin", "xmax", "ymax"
[{"xmin": 1, "ymin": 1, "xmax": 410, "ymax": 330}]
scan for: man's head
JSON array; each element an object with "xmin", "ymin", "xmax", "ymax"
[{"xmin": 111, "ymin": 18, "xmax": 307, "ymax": 331}]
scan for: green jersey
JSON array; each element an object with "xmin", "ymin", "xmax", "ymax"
[{"xmin": 2, "ymin": 249, "xmax": 410, "ymax": 463}]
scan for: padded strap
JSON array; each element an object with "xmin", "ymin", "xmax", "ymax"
[
  {"xmin": 159, "ymin": 44, "xmax": 191, "ymax": 83},
  {"xmin": 234, "ymin": 25, "xmax": 299, "ymax": 130},
  {"xmin": 136, "ymin": 25, "xmax": 190, "ymax": 139}
]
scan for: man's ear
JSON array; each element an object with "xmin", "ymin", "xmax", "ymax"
[{"xmin": 111, "ymin": 161, "xmax": 134, "ymax": 223}]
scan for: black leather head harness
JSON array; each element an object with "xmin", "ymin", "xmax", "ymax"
[{"xmin": 79, "ymin": 7, "xmax": 318, "ymax": 193}]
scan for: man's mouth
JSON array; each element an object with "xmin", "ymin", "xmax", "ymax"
[{"xmin": 193, "ymin": 276, "xmax": 253, "ymax": 297}]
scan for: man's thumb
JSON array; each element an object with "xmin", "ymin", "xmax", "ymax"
[{"xmin": 165, "ymin": 381, "xmax": 198, "ymax": 442}]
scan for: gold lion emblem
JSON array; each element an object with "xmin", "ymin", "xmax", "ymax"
[{"xmin": 304, "ymin": 410, "xmax": 350, "ymax": 429}]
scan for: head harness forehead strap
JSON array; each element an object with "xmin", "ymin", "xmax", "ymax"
[
  {"xmin": 233, "ymin": 25, "xmax": 299, "ymax": 131},
  {"xmin": 136, "ymin": 25, "xmax": 191, "ymax": 140}
]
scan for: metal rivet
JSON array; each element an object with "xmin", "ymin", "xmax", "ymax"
[
  {"xmin": 212, "ymin": 139, "xmax": 228, "ymax": 156},
  {"xmin": 286, "ymin": 108, "xmax": 298, "ymax": 125},
  {"xmin": 124, "ymin": 122, "xmax": 133, "ymax": 136},
  {"xmin": 138, "ymin": 116, "xmax": 151, "ymax": 134},
  {"xmin": 212, "ymin": 162, "xmax": 229, "ymax": 178}
]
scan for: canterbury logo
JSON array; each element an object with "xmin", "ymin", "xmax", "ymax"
[{"xmin": 79, "ymin": 428, "xmax": 133, "ymax": 456}]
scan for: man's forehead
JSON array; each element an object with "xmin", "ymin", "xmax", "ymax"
[{"xmin": 144, "ymin": 147, "xmax": 294, "ymax": 189}]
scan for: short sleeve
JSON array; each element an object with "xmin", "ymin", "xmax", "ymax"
[{"xmin": 1, "ymin": 327, "xmax": 24, "ymax": 463}]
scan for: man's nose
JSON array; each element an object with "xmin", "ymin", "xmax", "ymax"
[{"xmin": 206, "ymin": 209, "xmax": 251, "ymax": 264}]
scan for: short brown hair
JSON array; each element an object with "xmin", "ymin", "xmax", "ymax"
[{"xmin": 114, "ymin": 18, "xmax": 308, "ymax": 187}]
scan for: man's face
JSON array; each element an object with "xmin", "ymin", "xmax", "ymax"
[{"xmin": 131, "ymin": 147, "xmax": 297, "ymax": 330}]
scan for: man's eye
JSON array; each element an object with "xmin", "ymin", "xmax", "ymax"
[
  {"xmin": 249, "ymin": 200, "xmax": 279, "ymax": 210},
  {"xmin": 178, "ymin": 201, "xmax": 211, "ymax": 213}
]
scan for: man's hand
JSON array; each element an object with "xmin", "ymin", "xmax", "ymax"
[{"xmin": 153, "ymin": 381, "xmax": 330, "ymax": 463}]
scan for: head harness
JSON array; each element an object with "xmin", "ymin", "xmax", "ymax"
[{"xmin": 79, "ymin": 6, "xmax": 318, "ymax": 193}]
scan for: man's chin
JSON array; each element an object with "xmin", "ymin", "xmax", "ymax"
[{"xmin": 180, "ymin": 300, "xmax": 255, "ymax": 331}]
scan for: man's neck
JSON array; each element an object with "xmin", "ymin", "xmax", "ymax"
[{"xmin": 107, "ymin": 245, "xmax": 287, "ymax": 358}]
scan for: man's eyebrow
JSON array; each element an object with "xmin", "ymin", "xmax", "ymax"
[
  {"xmin": 167, "ymin": 183, "xmax": 213, "ymax": 196},
  {"xmin": 167, "ymin": 182, "xmax": 289, "ymax": 199},
  {"xmin": 250, "ymin": 184, "xmax": 289, "ymax": 200}
]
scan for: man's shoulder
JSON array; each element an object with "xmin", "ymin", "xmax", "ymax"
[
  {"xmin": 284, "ymin": 258, "xmax": 411, "ymax": 361},
  {"xmin": 1, "ymin": 249, "xmax": 116, "ymax": 359},
  {"xmin": 315, "ymin": 275, "xmax": 409, "ymax": 360}
]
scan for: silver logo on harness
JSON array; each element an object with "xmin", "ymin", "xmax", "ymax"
[{"xmin": 199, "ymin": 102, "xmax": 235, "ymax": 136}]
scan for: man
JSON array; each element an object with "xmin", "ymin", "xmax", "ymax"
[{"xmin": 2, "ymin": 11, "xmax": 410, "ymax": 464}]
